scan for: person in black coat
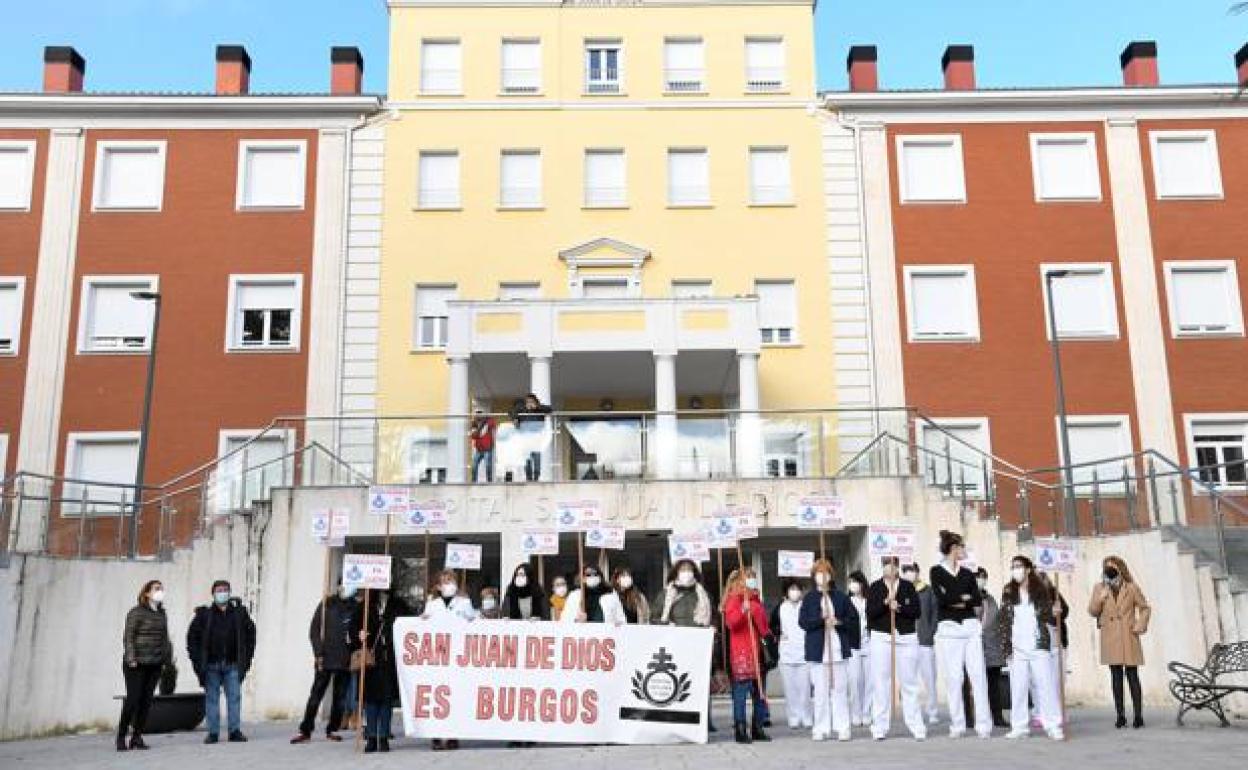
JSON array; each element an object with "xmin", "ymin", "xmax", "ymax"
[
  {"xmin": 186, "ymin": 580, "xmax": 256, "ymax": 743},
  {"xmin": 513, "ymin": 393, "xmax": 552, "ymax": 481},
  {"xmin": 798, "ymin": 560, "xmax": 859, "ymax": 741},
  {"xmin": 353, "ymin": 590, "xmax": 406, "ymax": 753},
  {"xmin": 864, "ymin": 557, "xmax": 926, "ymax": 740},
  {"xmin": 118, "ymin": 580, "xmax": 173, "ymax": 752},
  {"xmin": 504, "ymin": 563, "xmax": 549, "ymax": 620},
  {"xmin": 290, "ymin": 584, "xmax": 360, "ymax": 743}
]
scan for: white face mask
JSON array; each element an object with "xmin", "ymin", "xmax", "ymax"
[
  {"xmin": 787, "ymin": 587, "xmax": 802, "ymax": 602},
  {"xmin": 677, "ymin": 571, "xmax": 695, "ymax": 587},
  {"xmin": 745, "ymin": 577, "xmax": 759, "ymax": 591},
  {"xmin": 440, "ymin": 583, "xmax": 457, "ymax": 598},
  {"xmin": 553, "ymin": 584, "xmax": 568, "ymax": 597},
  {"xmin": 585, "ymin": 576, "xmax": 602, "ymax": 589},
  {"xmin": 901, "ymin": 571, "xmax": 917, "ymax": 583},
  {"xmin": 150, "ymin": 589, "xmax": 165, "ymax": 605},
  {"xmin": 1011, "ymin": 567, "xmax": 1027, "ymax": 584},
  {"xmin": 815, "ymin": 573, "xmax": 830, "ymax": 588},
  {"xmin": 482, "ymin": 598, "xmax": 497, "ymax": 611},
  {"xmin": 617, "ymin": 575, "xmax": 633, "ymax": 590},
  {"xmin": 976, "ymin": 578, "xmax": 988, "ymax": 591},
  {"xmin": 514, "ymin": 574, "xmax": 528, "ymax": 588},
  {"xmin": 849, "ymin": 582, "xmax": 862, "ymax": 596}
]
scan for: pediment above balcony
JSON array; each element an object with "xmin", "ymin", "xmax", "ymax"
[{"xmin": 558, "ymin": 237, "xmax": 651, "ymax": 269}]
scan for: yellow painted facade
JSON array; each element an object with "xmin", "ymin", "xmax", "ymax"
[{"xmin": 378, "ymin": 0, "xmax": 834, "ymax": 418}]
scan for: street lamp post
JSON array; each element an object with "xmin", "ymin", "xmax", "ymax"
[
  {"xmin": 1044, "ymin": 271, "xmax": 1079, "ymax": 536},
  {"xmin": 129, "ymin": 291, "xmax": 162, "ymax": 557}
]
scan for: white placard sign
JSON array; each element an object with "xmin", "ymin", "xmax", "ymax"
[
  {"xmin": 1034, "ymin": 538, "xmax": 1078, "ymax": 575},
  {"xmin": 585, "ymin": 526, "xmax": 625, "ymax": 550},
  {"xmin": 555, "ymin": 500, "xmax": 603, "ymax": 532},
  {"xmin": 343, "ymin": 554, "xmax": 393, "ymax": 590},
  {"xmin": 795, "ymin": 496, "xmax": 845, "ymax": 530},
  {"xmin": 446, "ymin": 543, "xmax": 483, "ymax": 571},
  {"xmin": 667, "ymin": 534, "xmax": 711, "ymax": 563},
  {"xmin": 704, "ymin": 515, "xmax": 738, "ymax": 549},
  {"xmin": 394, "ymin": 618, "xmax": 713, "ymax": 744},
  {"xmin": 312, "ymin": 509, "xmax": 350, "ymax": 546},
  {"xmin": 778, "ymin": 550, "xmax": 815, "ymax": 578},
  {"xmin": 368, "ymin": 486, "xmax": 410, "ymax": 516},
  {"xmin": 868, "ymin": 524, "xmax": 916, "ymax": 561},
  {"xmin": 402, "ymin": 500, "xmax": 449, "ymax": 532},
  {"xmin": 521, "ymin": 529, "xmax": 560, "ymax": 556}
]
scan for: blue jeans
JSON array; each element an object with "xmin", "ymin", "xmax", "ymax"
[
  {"xmin": 203, "ymin": 662, "xmax": 241, "ymax": 736},
  {"xmin": 342, "ymin": 672, "xmax": 358, "ymax": 715},
  {"xmin": 731, "ymin": 679, "xmax": 765, "ymax": 728},
  {"xmin": 365, "ymin": 700, "xmax": 393, "ymax": 739},
  {"xmin": 471, "ymin": 448, "xmax": 494, "ymax": 482}
]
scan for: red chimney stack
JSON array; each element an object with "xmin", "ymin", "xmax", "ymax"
[
  {"xmin": 942, "ymin": 45, "xmax": 975, "ymax": 91},
  {"xmin": 216, "ymin": 45, "xmax": 252, "ymax": 95},
  {"xmin": 331, "ymin": 47, "xmax": 364, "ymax": 96},
  {"xmin": 43, "ymin": 46, "xmax": 85, "ymax": 93},
  {"xmin": 847, "ymin": 45, "xmax": 878, "ymax": 92},
  {"xmin": 1121, "ymin": 41, "xmax": 1159, "ymax": 87}
]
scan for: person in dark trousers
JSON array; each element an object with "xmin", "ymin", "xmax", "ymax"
[
  {"xmin": 470, "ymin": 408, "xmax": 498, "ymax": 483},
  {"xmin": 976, "ymin": 567, "xmax": 1008, "ymax": 728},
  {"xmin": 513, "ymin": 393, "xmax": 552, "ymax": 481},
  {"xmin": 907, "ymin": 562, "xmax": 941, "ymax": 726},
  {"xmin": 117, "ymin": 579, "xmax": 173, "ymax": 752},
  {"xmin": 1088, "ymin": 555, "xmax": 1150, "ymax": 729},
  {"xmin": 290, "ymin": 583, "xmax": 360, "ymax": 744},
  {"xmin": 186, "ymin": 579, "xmax": 256, "ymax": 744},
  {"xmin": 354, "ymin": 590, "xmax": 404, "ymax": 753}
]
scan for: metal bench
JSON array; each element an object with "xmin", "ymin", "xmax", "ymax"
[{"xmin": 1168, "ymin": 641, "xmax": 1248, "ymax": 726}]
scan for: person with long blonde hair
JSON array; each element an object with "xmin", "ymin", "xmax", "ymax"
[
  {"xmin": 721, "ymin": 567, "xmax": 771, "ymax": 743},
  {"xmin": 1088, "ymin": 555, "xmax": 1150, "ymax": 728}
]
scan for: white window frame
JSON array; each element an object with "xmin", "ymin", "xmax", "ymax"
[
  {"xmin": 499, "ymin": 149, "xmax": 542, "ymax": 209},
  {"xmin": 1183, "ymin": 413, "xmax": 1248, "ymax": 492},
  {"xmin": 225, "ymin": 274, "xmax": 303, "ymax": 353},
  {"xmin": 498, "ymin": 282, "xmax": 541, "ymax": 301},
  {"xmin": 916, "ymin": 417, "xmax": 993, "ymax": 498},
  {"xmin": 0, "ymin": 140, "xmax": 37, "ymax": 211},
  {"xmin": 0, "ymin": 276, "xmax": 26, "ymax": 356},
  {"xmin": 417, "ymin": 150, "xmax": 461, "ymax": 210},
  {"xmin": 902, "ymin": 265, "xmax": 981, "ymax": 343},
  {"xmin": 671, "ymin": 280, "xmax": 713, "ymax": 299},
  {"xmin": 407, "ymin": 434, "xmax": 450, "ymax": 485},
  {"xmin": 215, "ymin": 428, "xmax": 296, "ymax": 510},
  {"xmin": 667, "ymin": 147, "xmax": 710, "ymax": 207},
  {"xmin": 91, "ymin": 140, "xmax": 167, "ymax": 212},
  {"xmin": 235, "ymin": 140, "xmax": 308, "ymax": 210},
  {"xmin": 1163, "ymin": 260, "xmax": 1245, "ymax": 338},
  {"xmin": 744, "ymin": 36, "xmax": 786, "ymax": 93},
  {"xmin": 754, "ymin": 278, "xmax": 798, "ymax": 345},
  {"xmin": 663, "ymin": 37, "xmax": 705, "ymax": 93},
  {"xmin": 584, "ymin": 39, "xmax": 624, "ymax": 95},
  {"xmin": 500, "ymin": 38, "xmax": 542, "ymax": 95},
  {"xmin": 1029, "ymin": 132, "xmax": 1102, "ymax": 202},
  {"xmin": 1149, "ymin": 129, "xmax": 1223, "ymax": 200},
  {"xmin": 76, "ymin": 275, "xmax": 159, "ymax": 355},
  {"xmin": 1057, "ymin": 415, "xmax": 1134, "ymax": 497},
  {"xmin": 420, "ymin": 38, "xmax": 463, "ymax": 95},
  {"xmin": 579, "ymin": 276, "xmax": 631, "ymax": 299},
  {"xmin": 748, "ymin": 146, "xmax": 792, "ymax": 206},
  {"xmin": 583, "ymin": 148, "xmax": 627, "ymax": 208},
  {"xmin": 62, "ymin": 431, "xmax": 141, "ymax": 517},
  {"xmin": 896, "ymin": 135, "xmax": 966, "ymax": 204},
  {"xmin": 414, "ymin": 283, "xmax": 457, "ymax": 349},
  {"xmin": 1040, "ymin": 263, "xmax": 1120, "ymax": 340}
]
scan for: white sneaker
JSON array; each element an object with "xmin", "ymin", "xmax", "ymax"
[
  {"xmin": 928, "ymin": 714, "xmax": 941, "ymax": 726},
  {"xmin": 811, "ymin": 731, "xmax": 827, "ymax": 742},
  {"xmin": 914, "ymin": 733, "xmax": 927, "ymax": 742},
  {"xmin": 1047, "ymin": 728, "xmax": 1065, "ymax": 741},
  {"xmin": 837, "ymin": 730, "xmax": 851, "ymax": 742},
  {"xmin": 872, "ymin": 733, "xmax": 886, "ymax": 741},
  {"xmin": 788, "ymin": 722, "xmax": 800, "ymax": 730},
  {"xmin": 948, "ymin": 728, "xmax": 965, "ymax": 739},
  {"xmin": 977, "ymin": 730, "xmax": 993, "ymax": 740},
  {"xmin": 1006, "ymin": 729, "xmax": 1029, "ymax": 740}
]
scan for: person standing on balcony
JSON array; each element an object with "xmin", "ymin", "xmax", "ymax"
[
  {"xmin": 771, "ymin": 578, "xmax": 811, "ymax": 731},
  {"xmin": 722, "ymin": 568, "xmax": 770, "ymax": 744},
  {"xmin": 976, "ymin": 567, "xmax": 1008, "ymax": 728},
  {"xmin": 1000, "ymin": 555, "xmax": 1063, "ymax": 740},
  {"xmin": 290, "ymin": 583, "xmax": 358, "ymax": 744},
  {"xmin": 548, "ymin": 575, "xmax": 570, "ymax": 621},
  {"xmin": 866, "ymin": 557, "xmax": 925, "ymax": 741},
  {"xmin": 117, "ymin": 580, "xmax": 173, "ymax": 752},
  {"xmin": 800, "ymin": 560, "xmax": 859, "ymax": 742},
  {"xmin": 469, "ymin": 409, "xmax": 497, "ymax": 483},
  {"xmin": 907, "ymin": 562, "xmax": 941, "ymax": 726},
  {"xmin": 657, "ymin": 559, "xmax": 717, "ymax": 732},
  {"xmin": 1088, "ymin": 555, "xmax": 1150, "ymax": 729},
  {"xmin": 612, "ymin": 567, "xmax": 650, "ymax": 624},
  {"xmin": 562, "ymin": 565, "xmax": 620, "ymax": 624},
  {"xmin": 504, "ymin": 563, "xmax": 548, "ymax": 620},
  {"xmin": 513, "ymin": 394, "xmax": 551, "ymax": 482},
  {"xmin": 846, "ymin": 570, "xmax": 872, "ymax": 728},
  {"xmin": 930, "ymin": 530, "xmax": 993, "ymax": 739},
  {"xmin": 186, "ymin": 580, "xmax": 256, "ymax": 744}
]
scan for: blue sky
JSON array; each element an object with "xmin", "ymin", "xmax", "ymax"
[{"xmin": 0, "ymin": 1, "xmax": 1244, "ymax": 94}]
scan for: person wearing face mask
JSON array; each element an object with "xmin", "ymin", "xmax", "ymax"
[
  {"xmin": 722, "ymin": 568, "xmax": 770, "ymax": 744},
  {"xmin": 1036, "ymin": 571, "xmax": 1068, "ymax": 729},
  {"xmin": 908, "ymin": 562, "xmax": 941, "ymax": 726},
  {"xmin": 657, "ymin": 559, "xmax": 716, "ymax": 732},
  {"xmin": 353, "ymin": 590, "xmax": 402, "ymax": 753},
  {"xmin": 930, "ymin": 530, "xmax": 992, "ymax": 739},
  {"xmin": 479, "ymin": 587, "xmax": 502, "ymax": 620},
  {"xmin": 549, "ymin": 575, "xmax": 571, "ymax": 621},
  {"xmin": 771, "ymin": 578, "xmax": 812, "ymax": 730},
  {"xmin": 422, "ymin": 570, "xmax": 478, "ymax": 622},
  {"xmin": 117, "ymin": 580, "xmax": 173, "ymax": 752},
  {"xmin": 999, "ymin": 556, "xmax": 1063, "ymax": 740},
  {"xmin": 612, "ymin": 567, "xmax": 650, "ymax": 625},
  {"xmin": 846, "ymin": 570, "xmax": 872, "ymax": 728},
  {"xmin": 975, "ymin": 567, "xmax": 1008, "ymax": 728},
  {"xmin": 291, "ymin": 582, "xmax": 360, "ymax": 744},
  {"xmin": 186, "ymin": 579, "xmax": 256, "ymax": 744},
  {"xmin": 562, "ymin": 566, "xmax": 621, "ymax": 624},
  {"xmin": 866, "ymin": 557, "xmax": 925, "ymax": 741},
  {"xmin": 799, "ymin": 560, "xmax": 859, "ymax": 742},
  {"xmin": 1088, "ymin": 555, "xmax": 1150, "ymax": 729},
  {"xmin": 505, "ymin": 564, "xmax": 549, "ymax": 620}
]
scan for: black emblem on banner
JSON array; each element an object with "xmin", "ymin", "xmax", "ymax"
[{"xmin": 619, "ymin": 647, "xmax": 701, "ymax": 725}]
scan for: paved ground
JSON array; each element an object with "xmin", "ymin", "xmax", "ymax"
[{"xmin": 1, "ymin": 707, "xmax": 1245, "ymax": 770}]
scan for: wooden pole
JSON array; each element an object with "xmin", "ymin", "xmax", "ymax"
[
  {"xmin": 537, "ymin": 554, "xmax": 545, "ymax": 587},
  {"xmin": 735, "ymin": 543, "xmax": 766, "ymax": 705},
  {"xmin": 577, "ymin": 532, "xmax": 586, "ymax": 618},
  {"xmin": 319, "ymin": 514, "xmax": 334, "ymax": 646},
  {"xmin": 423, "ymin": 528, "xmax": 431, "ymax": 600},
  {"xmin": 716, "ymin": 547, "xmax": 727, "ymax": 675},
  {"xmin": 889, "ymin": 577, "xmax": 898, "ymax": 722},
  {"xmin": 821, "ymin": 584, "xmax": 835, "ymax": 690},
  {"xmin": 1055, "ymin": 572, "xmax": 1067, "ymax": 738},
  {"xmin": 355, "ymin": 587, "xmax": 370, "ymax": 751},
  {"xmin": 819, "ymin": 529, "xmax": 826, "ymax": 562}
]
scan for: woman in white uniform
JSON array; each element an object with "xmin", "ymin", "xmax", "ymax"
[
  {"xmin": 772, "ymin": 578, "xmax": 812, "ymax": 729},
  {"xmin": 847, "ymin": 570, "xmax": 872, "ymax": 727},
  {"xmin": 999, "ymin": 555, "xmax": 1063, "ymax": 740},
  {"xmin": 421, "ymin": 570, "xmax": 477, "ymax": 621}
]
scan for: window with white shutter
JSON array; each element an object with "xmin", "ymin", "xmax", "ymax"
[
  {"xmin": 1063, "ymin": 417, "xmax": 1133, "ymax": 495},
  {"xmin": 1150, "ymin": 130, "xmax": 1223, "ymax": 199},
  {"xmin": 500, "ymin": 150, "xmax": 541, "ymax": 208},
  {"xmin": 749, "ymin": 147, "xmax": 791, "ymax": 205},
  {"xmin": 501, "ymin": 39, "xmax": 541, "ymax": 94},
  {"xmin": 744, "ymin": 37, "xmax": 785, "ymax": 92},
  {"xmin": 0, "ymin": 279, "xmax": 23, "ymax": 355},
  {"xmin": 1187, "ymin": 416, "xmax": 1248, "ymax": 489},
  {"xmin": 216, "ymin": 431, "xmax": 292, "ymax": 510},
  {"xmin": 580, "ymin": 277, "xmax": 630, "ymax": 299},
  {"xmin": 664, "ymin": 38, "xmax": 705, "ymax": 92},
  {"xmin": 1042, "ymin": 264, "xmax": 1119, "ymax": 339},
  {"xmin": 584, "ymin": 149, "xmax": 626, "ymax": 207},
  {"xmin": 227, "ymin": 275, "xmax": 301, "ymax": 351},
  {"xmin": 754, "ymin": 279, "xmax": 796, "ymax": 344},
  {"xmin": 897, "ymin": 136, "xmax": 965, "ymax": 203},
  {"xmin": 93, "ymin": 142, "xmax": 166, "ymax": 210},
  {"xmin": 904, "ymin": 266, "xmax": 980, "ymax": 342},
  {"xmin": 415, "ymin": 284, "xmax": 456, "ymax": 348},
  {"xmin": 1030, "ymin": 133, "xmax": 1101, "ymax": 201},
  {"xmin": 667, "ymin": 148, "xmax": 709, "ymax": 206},
  {"xmin": 421, "ymin": 40, "xmax": 462, "ymax": 94},
  {"xmin": 237, "ymin": 141, "xmax": 306, "ymax": 209},
  {"xmin": 0, "ymin": 141, "xmax": 36, "ymax": 210},
  {"xmin": 64, "ymin": 433, "xmax": 140, "ymax": 516},
  {"xmin": 77, "ymin": 277, "xmax": 157, "ymax": 353},
  {"xmin": 918, "ymin": 418, "xmax": 992, "ymax": 497},
  {"xmin": 1165, "ymin": 261, "xmax": 1244, "ymax": 337},
  {"xmin": 418, "ymin": 151, "xmax": 460, "ymax": 209}
]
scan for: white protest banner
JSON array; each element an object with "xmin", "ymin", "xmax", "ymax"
[
  {"xmin": 367, "ymin": 486, "xmax": 410, "ymax": 516},
  {"xmin": 778, "ymin": 550, "xmax": 815, "ymax": 578},
  {"xmin": 312, "ymin": 509, "xmax": 350, "ymax": 546},
  {"xmin": 555, "ymin": 500, "xmax": 603, "ymax": 532},
  {"xmin": 585, "ymin": 526, "xmax": 625, "ymax": 550},
  {"xmin": 1034, "ymin": 538, "xmax": 1078, "ymax": 575},
  {"xmin": 343, "ymin": 554, "xmax": 393, "ymax": 590},
  {"xmin": 868, "ymin": 524, "xmax": 916, "ymax": 561},
  {"xmin": 401, "ymin": 500, "xmax": 449, "ymax": 532},
  {"xmin": 667, "ymin": 534, "xmax": 710, "ymax": 563},
  {"xmin": 795, "ymin": 496, "xmax": 845, "ymax": 530},
  {"xmin": 446, "ymin": 543, "xmax": 483, "ymax": 571},
  {"xmin": 522, "ymin": 529, "xmax": 560, "ymax": 556},
  {"xmin": 394, "ymin": 618, "xmax": 713, "ymax": 744}
]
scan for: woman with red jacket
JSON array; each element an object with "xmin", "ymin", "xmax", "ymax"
[{"xmin": 722, "ymin": 567, "xmax": 771, "ymax": 744}]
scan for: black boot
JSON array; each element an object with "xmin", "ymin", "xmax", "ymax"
[
  {"xmin": 129, "ymin": 734, "xmax": 148, "ymax": 750},
  {"xmin": 1133, "ymin": 713, "xmax": 1145, "ymax": 729},
  {"xmin": 364, "ymin": 737, "xmax": 378, "ymax": 753},
  {"xmin": 750, "ymin": 724, "xmax": 771, "ymax": 742},
  {"xmin": 733, "ymin": 722, "xmax": 752, "ymax": 744},
  {"xmin": 379, "ymin": 738, "xmax": 391, "ymax": 753},
  {"xmin": 116, "ymin": 734, "xmax": 129, "ymax": 752}
]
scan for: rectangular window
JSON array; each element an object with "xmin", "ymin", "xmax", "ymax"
[
  {"xmin": 744, "ymin": 37, "xmax": 785, "ymax": 92},
  {"xmin": 1164, "ymin": 261, "xmax": 1244, "ymax": 337},
  {"xmin": 415, "ymin": 284, "xmax": 456, "ymax": 348},
  {"xmin": 421, "ymin": 40, "xmax": 462, "ymax": 94},
  {"xmin": 1187, "ymin": 416, "xmax": 1248, "ymax": 489},
  {"xmin": 228, "ymin": 275, "xmax": 301, "ymax": 351},
  {"xmin": 1030, "ymin": 133, "xmax": 1101, "ymax": 201},
  {"xmin": 764, "ymin": 429, "xmax": 803, "ymax": 478},
  {"xmin": 897, "ymin": 135, "xmax": 966, "ymax": 203},
  {"xmin": 501, "ymin": 39, "xmax": 542, "ymax": 94},
  {"xmin": 0, "ymin": 278, "xmax": 24, "ymax": 355},
  {"xmin": 584, "ymin": 149, "xmax": 626, "ymax": 207},
  {"xmin": 215, "ymin": 430, "xmax": 292, "ymax": 511},
  {"xmin": 904, "ymin": 266, "xmax": 980, "ymax": 342},
  {"xmin": 0, "ymin": 141, "xmax": 36, "ymax": 210},
  {"xmin": 664, "ymin": 38, "xmax": 705, "ymax": 92},
  {"xmin": 500, "ymin": 150, "xmax": 542, "ymax": 208},
  {"xmin": 499, "ymin": 282, "xmax": 540, "ymax": 301},
  {"xmin": 585, "ymin": 41, "xmax": 623, "ymax": 94},
  {"xmin": 409, "ymin": 437, "xmax": 448, "ymax": 485},
  {"xmin": 1042, "ymin": 264, "xmax": 1119, "ymax": 339},
  {"xmin": 92, "ymin": 141, "xmax": 166, "ymax": 210},
  {"xmin": 236, "ymin": 141, "xmax": 307, "ymax": 209},
  {"xmin": 918, "ymin": 418, "xmax": 992, "ymax": 497},
  {"xmin": 581, "ymin": 277, "xmax": 630, "ymax": 299},
  {"xmin": 755, "ymin": 279, "xmax": 796, "ymax": 344},
  {"xmin": 77, "ymin": 276, "xmax": 157, "ymax": 353},
  {"xmin": 749, "ymin": 147, "xmax": 791, "ymax": 205},
  {"xmin": 667, "ymin": 148, "xmax": 709, "ymax": 206},
  {"xmin": 1150, "ymin": 130, "xmax": 1223, "ymax": 199},
  {"xmin": 672, "ymin": 280, "xmax": 712, "ymax": 299},
  {"xmin": 418, "ymin": 151, "xmax": 460, "ymax": 209},
  {"xmin": 63, "ymin": 432, "xmax": 140, "ymax": 516},
  {"xmin": 1062, "ymin": 417, "xmax": 1133, "ymax": 496}
]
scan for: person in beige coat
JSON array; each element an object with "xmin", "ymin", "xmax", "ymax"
[{"xmin": 1087, "ymin": 555, "xmax": 1151, "ymax": 729}]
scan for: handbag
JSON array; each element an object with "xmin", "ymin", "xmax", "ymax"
[{"xmin": 349, "ymin": 626, "xmax": 382, "ymax": 672}]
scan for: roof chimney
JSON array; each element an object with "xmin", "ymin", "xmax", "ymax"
[
  {"xmin": 43, "ymin": 46, "xmax": 85, "ymax": 93},
  {"xmin": 847, "ymin": 45, "xmax": 878, "ymax": 92},
  {"xmin": 1120, "ymin": 41, "xmax": 1158, "ymax": 87},
  {"xmin": 1236, "ymin": 43, "xmax": 1248, "ymax": 89},
  {"xmin": 216, "ymin": 45, "xmax": 252, "ymax": 95},
  {"xmin": 331, "ymin": 47, "xmax": 364, "ymax": 96},
  {"xmin": 942, "ymin": 45, "xmax": 975, "ymax": 91}
]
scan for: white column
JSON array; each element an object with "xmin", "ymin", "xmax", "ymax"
[
  {"xmin": 654, "ymin": 353, "xmax": 678, "ymax": 479},
  {"xmin": 735, "ymin": 352, "xmax": 763, "ymax": 477},
  {"xmin": 529, "ymin": 355, "xmax": 552, "ymax": 481},
  {"xmin": 446, "ymin": 355, "xmax": 470, "ymax": 483}
]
